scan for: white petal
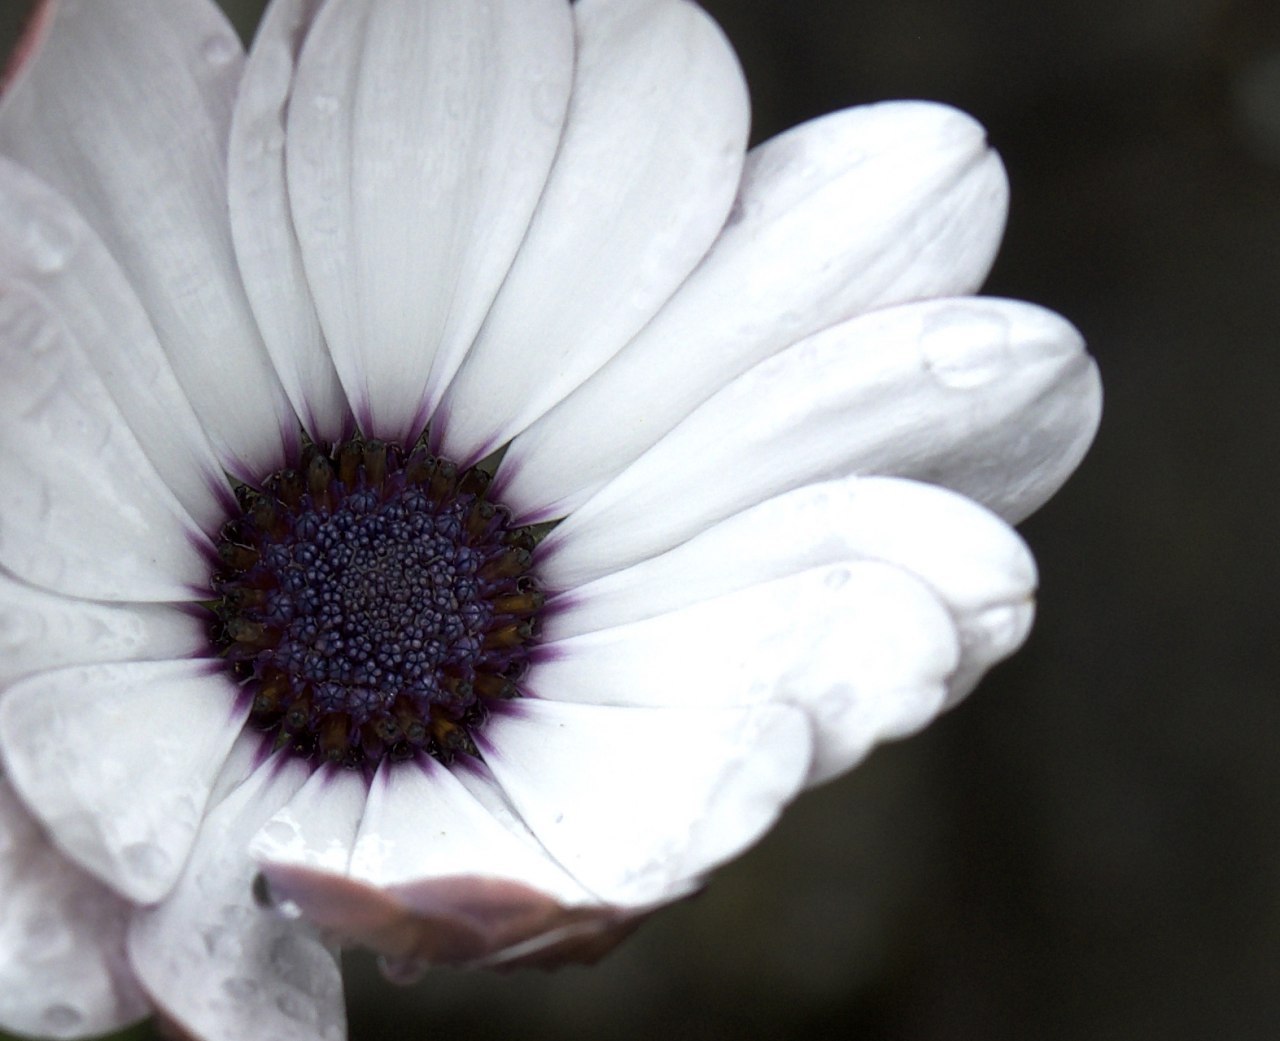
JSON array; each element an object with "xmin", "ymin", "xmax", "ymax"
[
  {"xmin": 0, "ymin": 285, "xmax": 213, "ymax": 602},
  {"xmin": 128, "ymin": 755, "xmax": 346, "ymax": 1041},
  {"xmin": 499, "ymin": 100, "xmax": 1010, "ymax": 518},
  {"xmin": 533, "ymin": 562, "xmax": 958, "ymax": 784},
  {"xmin": 435, "ymin": 0, "xmax": 749, "ymax": 462},
  {"xmin": 349, "ymin": 759, "xmax": 588, "ymax": 903},
  {"xmin": 255, "ymin": 760, "xmax": 631, "ymax": 971},
  {"xmin": 544, "ymin": 475, "xmax": 1034, "ymax": 708},
  {"xmin": 540, "ymin": 298, "xmax": 1100, "ymax": 587},
  {"xmin": 479, "ymin": 699, "xmax": 811, "ymax": 905},
  {"xmin": 229, "ymin": 0, "xmax": 349, "ymax": 444},
  {"xmin": 250, "ymin": 766, "xmax": 367, "ymax": 877},
  {"xmin": 0, "ymin": 778, "xmax": 149, "ymax": 1040},
  {"xmin": 0, "ymin": 660, "xmax": 250, "ymax": 903},
  {"xmin": 287, "ymin": 0, "xmax": 573, "ymax": 442},
  {"xmin": 0, "ymin": 159, "xmax": 232, "ymax": 532},
  {"xmin": 0, "ymin": 0, "xmax": 296, "ymax": 478},
  {"xmin": 253, "ymin": 757, "xmax": 587, "ymax": 903},
  {"xmin": 0, "ymin": 567, "xmax": 205, "ymax": 689}
]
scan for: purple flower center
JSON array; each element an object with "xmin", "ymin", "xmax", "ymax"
[{"xmin": 211, "ymin": 439, "xmax": 541, "ymax": 771}]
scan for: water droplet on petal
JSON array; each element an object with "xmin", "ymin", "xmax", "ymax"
[
  {"xmin": 312, "ymin": 94, "xmax": 340, "ymax": 116},
  {"xmin": 823, "ymin": 567, "xmax": 851, "ymax": 591},
  {"xmin": 123, "ymin": 840, "xmax": 172, "ymax": 882},
  {"xmin": 41, "ymin": 1004, "xmax": 83, "ymax": 1036},
  {"xmin": 223, "ymin": 976, "xmax": 260, "ymax": 1000},
  {"xmin": 202, "ymin": 35, "xmax": 238, "ymax": 68},
  {"xmin": 276, "ymin": 992, "xmax": 309, "ymax": 1020},
  {"xmin": 24, "ymin": 911, "xmax": 64, "ymax": 947},
  {"xmin": 921, "ymin": 305, "xmax": 1014, "ymax": 389},
  {"xmin": 275, "ymin": 898, "xmax": 304, "ymax": 921},
  {"xmin": 24, "ymin": 209, "xmax": 78, "ymax": 274}
]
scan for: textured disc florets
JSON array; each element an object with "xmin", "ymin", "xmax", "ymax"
[{"xmin": 211, "ymin": 438, "xmax": 542, "ymax": 770}]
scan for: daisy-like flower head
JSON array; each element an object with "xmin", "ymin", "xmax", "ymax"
[{"xmin": 0, "ymin": 0, "xmax": 1101, "ymax": 1038}]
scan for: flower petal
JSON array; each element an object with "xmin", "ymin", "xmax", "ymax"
[
  {"xmin": 543, "ymin": 475, "xmax": 1033, "ymax": 710},
  {"xmin": 533, "ymin": 562, "xmax": 958, "ymax": 785},
  {"xmin": 479, "ymin": 699, "xmax": 811, "ymax": 906},
  {"xmin": 287, "ymin": 0, "xmax": 573, "ymax": 442},
  {"xmin": 0, "ymin": 777, "xmax": 149, "ymax": 1040},
  {"xmin": 0, "ymin": 660, "xmax": 250, "ymax": 903},
  {"xmin": 499, "ymin": 100, "xmax": 1010, "ymax": 518},
  {"xmin": 0, "ymin": 567, "xmax": 205, "ymax": 688},
  {"xmin": 434, "ymin": 0, "xmax": 749, "ymax": 462},
  {"xmin": 0, "ymin": 0, "xmax": 296, "ymax": 478},
  {"xmin": 540, "ymin": 297, "xmax": 1100, "ymax": 587},
  {"xmin": 0, "ymin": 158, "xmax": 233, "ymax": 532},
  {"xmin": 0, "ymin": 284, "xmax": 213, "ymax": 602},
  {"xmin": 128, "ymin": 753, "xmax": 346, "ymax": 1041},
  {"xmin": 349, "ymin": 759, "xmax": 587, "ymax": 901},
  {"xmin": 229, "ymin": 0, "xmax": 349, "ymax": 444},
  {"xmin": 254, "ymin": 758, "xmax": 626, "ymax": 970},
  {"xmin": 250, "ymin": 766, "xmax": 366, "ymax": 878}
]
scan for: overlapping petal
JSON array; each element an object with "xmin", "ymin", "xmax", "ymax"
[
  {"xmin": 127, "ymin": 744, "xmax": 345, "ymax": 1041},
  {"xmin": 0, "ymin": 566, "xmax": 205, "ymax": 689},
  {"xmin": 0, "ymin": 778, "xmax": 148, "ymax": 1040},
  {"xmin": 0, "ymin": 660, "xmax": 250, "ymax": 903},
  {"xmin": 0, "ymin": 0, "xmax": 296, "ymax": 479},
  {"xmin": 0, "ymin": 159, "xmax": 233, "ymax": 531},
  {"xmin": 252, "ymin": 759, "xmax": 626, "ymax": 970},
  {"xmin": 287, "ymin": 0, "xmax": 574, "ymax": 442},
  {"xmin": 479, "ymin": 699, "xmax": 812, "ymax": 905},
  {"xmin": 229, "ymin": 0, "xmax": 349, "ymax": 445},
  {"xmin": 533, "ymin": 562, "xmax": 958, "ymax": 784},
  {"xmin": 434, "ymin": 0, "xmax": 749, "ymax": 462},
  {"xmin": 0, "ymin": 284, "xmax": 213, "ymax": 602},
  {"xmin": 498, "ymin": 100, "xmax": 1011, "ymax": 518},
  {"xmin": 538, "ymin": 297, "xmax": 1100, "ymax": 587}
]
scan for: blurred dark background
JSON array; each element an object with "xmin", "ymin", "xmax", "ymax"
[{"xmin": 3, "ymin": 0, "xmax": 1277, "ymax": 1039}]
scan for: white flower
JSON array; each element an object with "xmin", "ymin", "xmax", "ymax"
[{"xmin": 0, "ymin": 0, "xmax": 1100, "ymax": 1039}]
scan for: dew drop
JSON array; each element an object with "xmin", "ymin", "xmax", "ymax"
[
  {"xmin": 920, "ymin": 305, "xmax": 1014, "ymax": 389},
  {"xmin": 312, "ymin": 93, "xmax": 340, "ymax": 115},
  {"xmin": 41, "ymin": 1004, "xmax": 83, "ymax": 1036},
  {"xmin": 24, "ymin": 209, "xmax": 78, "ymax": 274},
  {"xmin": 275, "ymin": 899, "xmax": 304, "ymax": 921},
  {"xmin": 823, "ymin": 567, "xmax": 851, "ymax": 591},
  {"xmin": 223, "ymin": 976, "xmax": 260, "ymax": 1000},
  {"xmin": 123, "ymin": 840, "xmax": 172, "ymax": 882},
  {"xmin": 23, "ymin": 911, "xmax": 64, "ymax": 946},
  {"xmin": 275, "ymin": 991, "xmax": 308, "ymax": 1020},
  {"xmin": 261, "ymin": 817, "xmax": 301, "ymax": 846},
  {"xmin": 202, "ymin": 35, "xmax": 238, "ymax": 68},
  {"xmin": 202, "ymin": 925, "xmax": 244, "ymax": 959}
]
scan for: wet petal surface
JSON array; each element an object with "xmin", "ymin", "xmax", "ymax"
[
  {"xmin": 499, "ymin": 101, "xmax": 1010, "ymax": 518},
  {"xmin": 287, "ymin": 0, "xmax": 573, "ymax": 441},
  {"xmin": 0, "ymin": 660, "xmax": 249, "ymax": 903},
  {"xmin": 0, "ymin": 0, "xmax": 296, "ymax": 478},
  {"xmin": 0, "ymin": 778, "xmax": 148, "ymax": 1040},
  {"xmin": 539, "ymin": 297, "xmax": 1100, "ymax": 587},
  {"xmin": 435, "ymin": 0, "xmax": 749, "ymax": 462}
]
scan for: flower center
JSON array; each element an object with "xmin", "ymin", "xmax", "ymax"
[{"xmin": 211, "ymin": 439, "xmax": 541, "ymax": 770}]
